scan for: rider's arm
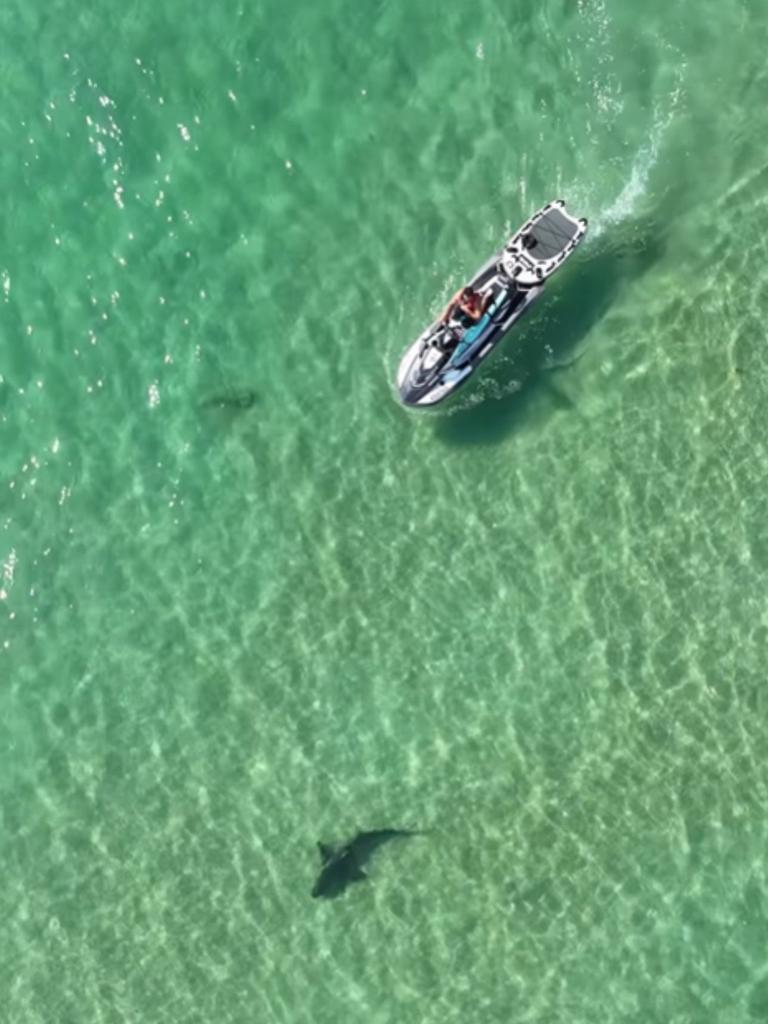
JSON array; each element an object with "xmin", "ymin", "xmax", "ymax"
[{"xmin": 440, "ymin": 289, "xmax": 463, "ymax": 324}]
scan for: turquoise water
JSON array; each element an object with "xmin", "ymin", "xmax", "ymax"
[{"xmin": 2, "ymin": 0, "xmax": 768, "ymax": 1020}]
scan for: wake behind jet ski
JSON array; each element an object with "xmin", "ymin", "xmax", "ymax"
[{"xmin": 396, "ymin": 200, "xmax": 588, "ymax": 408}]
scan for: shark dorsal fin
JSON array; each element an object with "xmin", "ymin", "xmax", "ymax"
[{"xmin": 318, "ymin": 842, "xmax": 335, "ymax": 863}]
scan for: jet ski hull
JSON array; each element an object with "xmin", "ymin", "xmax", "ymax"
[{"xmin": 396, "ymin": 200, "xmax": 587, "ymax": 408}]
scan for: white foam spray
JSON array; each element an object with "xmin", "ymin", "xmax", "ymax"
[
  {"xmin": 586, "ymin": 103, "xmax": 677, "ymax": 239},
  {"xmin": 568, "ymin": 17, "xmax": 686, "ymax": 241}
]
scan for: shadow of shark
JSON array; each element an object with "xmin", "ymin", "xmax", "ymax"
[{"xmin": 311, "ymin": 829, "xmax": 423, "ymax": 899}]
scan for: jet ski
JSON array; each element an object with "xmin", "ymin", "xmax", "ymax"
[{"xmin": 396, "ymin": 200, "xmax": 588, "ymax": 407}]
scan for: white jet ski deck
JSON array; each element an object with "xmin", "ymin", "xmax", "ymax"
[{"xmin": 396, "ymin": 200, "xmax": 588, "ymax": 407}]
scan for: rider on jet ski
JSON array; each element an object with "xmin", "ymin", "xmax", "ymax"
[{"xmin": 439, "ymin": 285, "xmax": 492, "ymax": 328}]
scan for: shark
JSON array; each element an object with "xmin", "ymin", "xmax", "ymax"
[
  {"xmin": 200, "ymin": 388, "xmax": 257, "ymax": 412},
  {"xmin": 311, "ymin": 829, "xmax": 423, "ymax": 899}
]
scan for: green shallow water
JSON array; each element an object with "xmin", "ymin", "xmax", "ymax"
[{"xmin": 2, "ymin": 0, "xmax": 768, "ymax": 1021}]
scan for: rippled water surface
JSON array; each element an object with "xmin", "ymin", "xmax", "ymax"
[{"xmin": 2, "ymin": 0, "xmax": 768, "ymax": 1021}]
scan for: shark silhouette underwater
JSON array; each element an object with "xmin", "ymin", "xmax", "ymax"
[
  {"xmin": 311, "ymin": 829, "xmax": 423, "ymax": 899},
  {"xmin": 199, "ymin": 388, "xmax": 257, "ymax": 412}
]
